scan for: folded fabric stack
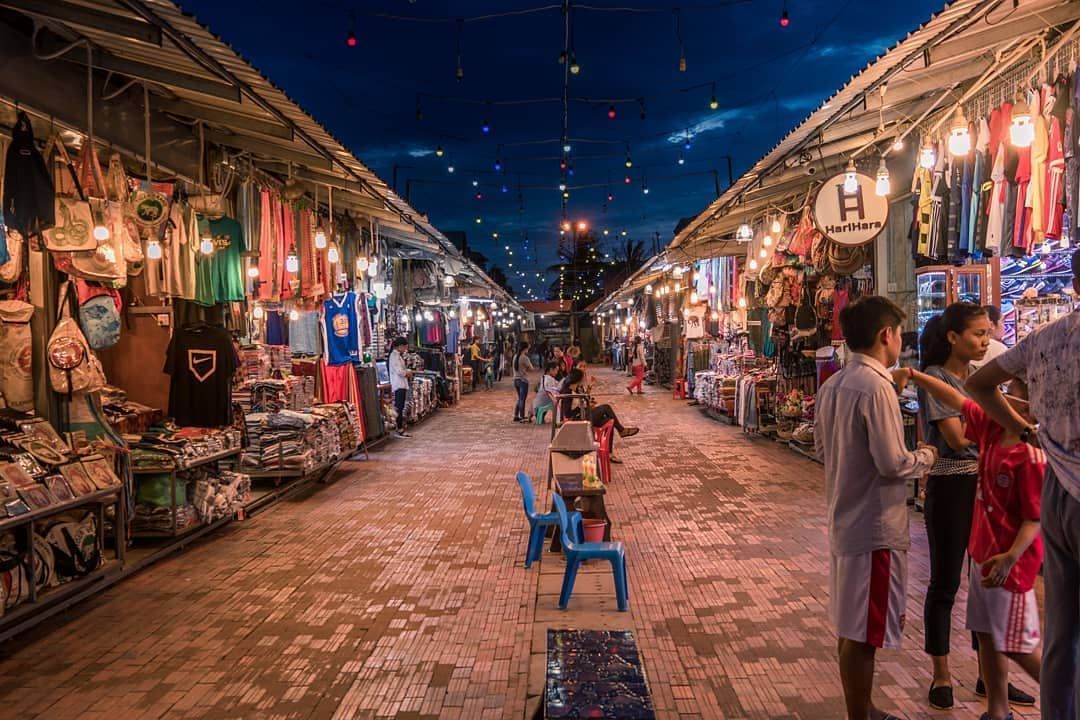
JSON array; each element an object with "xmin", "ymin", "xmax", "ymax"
[
  {"xmin": 190, "ymin": 469, "xmax": 251, "ymax": 523},
  {"xmin": 693, "ymin": 372, "xmax": 738, "ymax": 415},
  {"xmin": 132, "ymin": 503, "xmax": 197, "ymax": 533},
  {"xmin": 241, "ymin": 403, "xmax": 361, "ymax": 473},
  {"xmin": 406, "ymin": 376, "xmax": 439, "ymax": 422}
]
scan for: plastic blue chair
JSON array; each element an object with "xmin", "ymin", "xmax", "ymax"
[
  {"xmin": 516, "ymin": 472, "xmax": 580, "ymax": 569},
  {"xmin": 535, "ymin": 404, "xmax": 553, "ymax": 425},
  {"xmin": 552, "ymin": 494, "xmax": 629, "ymax": 611}
]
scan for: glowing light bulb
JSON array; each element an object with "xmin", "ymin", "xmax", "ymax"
[
  {"xmin": 146, "ymin": 239, "xmax": 162, "ymax": 260},
  {"xmin": 435, "ymin": 145, "xmax": 444, "ymax": 157},
  {"xmin": 682, "ymin": 307, "xmax": 691, "ymax": 317},
  {"xmin": 892, "ymin": 137, "xmax": 904, "ymax": 152},
  {"xmin": 288, "ymin": 308, "xmax": 299, "ymax": 321},
  {"xmin": 690, "ymin": 291, "xmax": 699, "ymax": 304},
  {"xmin": 843, "ymin": 158, "xmax": 859, "ymax": 195},
  {"xmin": 384, "ymin": 282, "xmax": 393, "ymax": 296},
  {"xmin": 1010, "ymin": 97, "xmax": 1035, "ymax": 148},
  {"xmin": 247, "ymin": 266, "xmax": 260, "ymax": 278},
  {"xmin": 93, "ymin": 223, "xmax": 110, "ymax": 242},
  {"xmin": 645, "ymin": 284, "xmax": 653, "ymax": 294},
  {"xmin": 710, "ymin": 310, "xmax": 719, "ymax": 320},
  {"xmin": 749, "ymin": 258, "xmax": 759, "ymax": 271},
  {"xmin": 763, "ymin": 234, "xmax": 773, "ymax": 248},
  {"xmin": 200, "ymin": 235, "xmax": 214, "ymax": 255},
  {"xmin": 253, "ymin": 305, "xmax": 265, "ymax": 320},
  {"xmin": 327, "ymin": 244, "xmax": 340, "ymax": 264},
  {"xmin": 423, "ymin": 310, "xmax": 434, "ymax": 321},
  {"xmin": 286, "ymin": 252, "xmax": 299, "ymax": 273},
  {"xmin": 759, "ymin": 248, "xmax": 769, "ymax": 259},
  {"xmin": 919, "ymin": 141, "xmax": 936, "ymax": 169},
  {"xmin": 314, "ymin": 228, "xmax": 327, "ymax": 249},
  {"xmin": 415, "ymin": 311, "xmax": 424, "ymax": 323},
  {"xmin": 947, "ymin": 108, "xmax": 971, "ymax": 156},
  {"xmin": 357, "ymin": 256, "xmax": 369, "ymax": 272},
  {"xmin": 709, "ymin": 96, "xmax": 719, "ymax": 110},
  {"xmin": 737, "ymin": 223, "xmax": 752, "ymax": 241},
  {"xmin": 875, "ymin": 157, "xmax": 891, "ymax": 197},
  {"xmin": 737, "ymin": 296, "xmax": 747, "ymax": 309},
  {"xmin": 771, "ymin": 218, "xmax": 782, "ymax": 234}
]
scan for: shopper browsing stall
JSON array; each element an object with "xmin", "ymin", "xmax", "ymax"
[
  {"xmin": 814, "ymin": 296, "xmax": 938, "ymax": 720},
  {"xmin": 389, "ymin": 337, "xmax": 413, "ymax": 439},
  {"xmin": 469, "ymin": 337, "xmax": 490, "ymax": 391},
  {"xmin": 966, "ymin": 248, "xmax": 1080, "ymax": 720},
  {"xmin": 532, "ymin": 362, "xmax": 561, "ymax": 420},
  {"xmin": 897, "ymin": 368, "xmax": 1043, "ymax": 720},
  {"xmin": 916, "ymin": 303, "xmax": 1023, "ymax": 710},
  {"xmin": 512, "ymin": 341, "xmax": 535, "ymax": 423},
  {"xmin": 972, "ymin": 305, "xmax": 1008, "ymax": 369},
  {"xmin": 626, "ymin": 337, "xmax": 646, "ymax": 395}
]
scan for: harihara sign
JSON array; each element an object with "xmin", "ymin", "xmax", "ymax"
[{"xmin": 812, "ymin": 172, "xmax": 889, "ymax": 246}]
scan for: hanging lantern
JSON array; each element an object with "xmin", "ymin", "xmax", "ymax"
[
  {"xmin": 1010, "ymin": 95, "xmax": 1035, "ymax": 148},
  {"xmin": 843, "ymin": 158, "xmax": 859, "ymax": 195},
  {"xmin": 919, "ymin": 139, "xmax": 936, "ymax": 169},
  {"xmin": 314, "ymin": 228, "xmax": 328, "ymax": 249},
  {"xmin": 758, "ymin": 248, "xmax": 769, "ymax": 259},
  {"xmin": 327, "ymin": 244, "xmax": 340, "ymax": 264},
  {"xmin": 253, "ymin": 305, "xmax": 265, "ymax": 320},
  {"xmin": 748, "ymin": 258, "xmax": 759, "ymax": 271},
  {"xmin": 762, "ymin": 234, "xmax": 773, "ymax": 248},
  {"xmin": 289, "ymin": 308, "xmax": 300, "ymax": 322},
  {"xmin": 947, "ymin": 107, "xmax": 971, "ymax": 156},
  {"xmin": 710, "ymin": 309, "xmax": 719, "ymax": 320},
  {"xmin": 146, "ymin": 239, "xmax": 162, "ymax": 260},
  {"xmin": 286, "ymin": 251, "xmax": 299, "ymax": 273},
  {"xmin": 357, "ymin": 255, "xmax": 370, "ymax": 273},
  {"xmin": 737, "ymin": 296, "xmax": 747, "ymax": 309},
  {"xmin": 736, "ymin": 223, "xmax": 752, "ymax": 241},
  {"xmin": 875, "ymin": 157, "xmax": 891, "ymax": 197},
  {"xmin": 247, "ymin": 266, "xmax": 260, "ymax": 279}
]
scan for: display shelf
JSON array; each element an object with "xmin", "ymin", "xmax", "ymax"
[
  {"xmin": 0, "ymin": 561, "xmax": 118, "ymax": 643},
  {"xmin": 0, "ymin": 488, "xmax": 120, "ymax": 533},
  {"xmin": 131, "ymin": 447, "xmax": 241, "ymax": 474}
]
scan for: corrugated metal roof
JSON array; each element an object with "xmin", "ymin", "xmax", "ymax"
[{"xmin": 6, "ymin": 0, "xmax": 518, "ymax": 303}]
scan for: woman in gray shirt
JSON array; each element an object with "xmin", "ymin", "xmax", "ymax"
[
  {"xmin": 917, "ymin": 303, "xmax": 1024, "ymax": 710},
  {"xmin": 511, "ymin": 341, "xmax": 534, "ymax": 423}
]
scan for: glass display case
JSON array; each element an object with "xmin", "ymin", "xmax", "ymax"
[
  {"xmin": 915, "ymin": 264, "xmax": 998, "ymax": 337},
  {"xmin": 999, "ymin": 248, "xmax": 1076, "ymax": 346}
]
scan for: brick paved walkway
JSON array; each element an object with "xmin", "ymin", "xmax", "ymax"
[{"xmin": 0, "ymin": 369, "xmax": 1041, "ymax": 719}]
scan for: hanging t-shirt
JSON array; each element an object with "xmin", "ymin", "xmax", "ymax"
[
  {"xmin": 193, "ymin": 252, "xmax": 216, "ymax": 307},
  {"xmin": 323, "ymin": 292, "xmax": 359, "ymax": 366},
  {"xmin": 205, "ymin": 216, "xmax": 246, "ymax": 303},
  {"xmin": 289, "ymin": 310, "xmax": 322, "ymax": 356},
  {"xmin": 164, "ymin": 323, "xmax": 239, "ymax": 427}
]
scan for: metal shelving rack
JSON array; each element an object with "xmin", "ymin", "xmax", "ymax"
[{"xmin": 131, "ymin": 447, "xmax": 242, "ymax": 538}]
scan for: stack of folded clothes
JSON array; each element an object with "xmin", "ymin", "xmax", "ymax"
[{"xmin": 190, "ymin": 469, "xmax": 251, "ymax": 523}]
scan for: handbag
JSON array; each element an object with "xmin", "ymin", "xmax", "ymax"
[
  {"xmin": 0, "ymin": 228, "xmax": 24, "ymax": 284},
  {"xmin": 76, "ymin": 279, "xmax": 122, "ymax": 350},
  {"xmin": 828, "ymin": 241, "xmax": 868, "ymax": 275},
  {"xmin": 46, "ymin": 281, "xmax": 107, "ymax": 397},
  {"xmin": 42, "ymin": 140, "xmax": 95, "ymax": 252}
]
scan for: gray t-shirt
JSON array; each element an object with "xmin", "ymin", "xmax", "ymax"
[
  {"xmin": 512, "ymin": 352, "xmax": 534, "ymax": 380},
  {"xmin": 918, "ymin": 364, "xmax": 978, "ymax": 471}
]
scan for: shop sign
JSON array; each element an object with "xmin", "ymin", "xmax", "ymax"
[{"xmin": 812, "ymin": 172, "xmax": 888, "ymax": 246}]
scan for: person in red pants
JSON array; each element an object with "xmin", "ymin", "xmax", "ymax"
[{"xmin": 626, "ymin": 337, "xmax": 646, "ymax": 395}]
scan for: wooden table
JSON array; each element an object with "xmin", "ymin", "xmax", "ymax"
[{"xmin": 550, "ymin": 473, "xmax": 611, "ymax": 551}]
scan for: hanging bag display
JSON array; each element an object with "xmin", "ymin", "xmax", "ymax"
[
  {"xmin": 0, "ymin": 228, "xmax": 24, "ymax": 284},
  {"xmin": 187, "ymin": 123, "xmax": 233, "ymax": 220},
  {"xmin": 42, "ymin": 139, "xmax": 95, "ymax": 253},
  {"xmin": 2, "ymin": 111, "xmax": 55, "ymax": 238},
  {"xmin": 75, "ymin": 279, "xmax": 121, "ymax": 350},
  {"xmin": 46, "ymin": 281, "xmax": 106, "ymax": 397},
  {"xmin": 105, "ymin": 153, "xmax": 143, "ymax": 269},
  {"xmin": 794, "ymin": 284, "xmax": 817, "ymax": 338}
]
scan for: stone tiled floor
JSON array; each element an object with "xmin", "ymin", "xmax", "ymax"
[{"xmin": 0, "ymin": 369, "xmax": 1042, "ymax": 719}]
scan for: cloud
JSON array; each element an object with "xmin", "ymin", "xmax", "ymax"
[
  {"xmin": 408, "ymin": 148, "xmax": 434, "ymax": 158},
  {"xmin": 806, "ymin": 36, "xmax": 893, "ymax": 61}
]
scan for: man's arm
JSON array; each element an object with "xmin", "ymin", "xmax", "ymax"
[
  {"xmin": 966, "ymin": 359, "xmax": 1030, "ymax": 437},
  {"xmin": 866, "ymin": 385, "xmax": 938, "ymax": 480},
  {"xmin": 894, "ymin": 367, "xmax": 966, "ymax": 413}
]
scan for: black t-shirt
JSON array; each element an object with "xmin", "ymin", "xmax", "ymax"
[{"xmin": 164, "ymin": 323, "xmax": 239, "ymax": 427}]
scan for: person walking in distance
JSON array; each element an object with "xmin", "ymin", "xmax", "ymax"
[
  {"xmin": 966, "ymin": 248, "xmax": 1080, "ymax": 720},
  {"xmin": 626, "ymin": 337, "xmax": 646, "ymax": 395},
  {"xmin": 511, "ymin": 341, "xmax": 535, "ymax": 423},
  {"xmin": 815, "ymin": 296, "xmax": 938, "ymax": 720},
  {"xmin": 389, "ymin": 337, "xmax": 413, "ymax": 438}
]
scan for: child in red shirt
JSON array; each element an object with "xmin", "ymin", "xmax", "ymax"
[{"xmin": 898, "ymin": 368, "xmax": 1043, "ymax": 720}]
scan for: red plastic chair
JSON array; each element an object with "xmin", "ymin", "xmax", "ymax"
[{"xmin": 593, "ymin": 420, "xmax": 615, "ymax": 484}]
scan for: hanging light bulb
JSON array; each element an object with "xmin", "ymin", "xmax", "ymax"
[
  {"xmin": 875, "ymin": 157, "xmax": 891, "ymax": 197},
  {"xmin": 356, "ymin": 255, "xmax": 369, "ymax": 273},
  {"xmin": 569, "ymin": 54, "xmax": 580, "ymax": 75},
  {"xmin": 682, "ymin": 307, "xmax": 691, "ymax": 317},
  {"xmin": 1010, "ymin": 94, "xmax": 1035, "ymax": 148},
  {"xmin": 345, "ymin": 29, "xmax": 358, "ymax": 47},
  {"xmin": 253, "ymin": 304, "xmax": 265, "ymax": 320},
  {"xmin": 678, "ymin": 53, "xmax": 687, "ymax": 72},
  {"xmin": 199, "ymin": 233, "xmax": 214, "ymax": 255},
  {"xmin": 737, "ymin": 223, "xmax": 752, "ymax": 241},
  {"xmin": 384, "ymin": 282, "xmax": 393, "ymax": 297},
  {"xmin": 289, "ymin": 308, "xmax": 300, "ymax": 322},
  {"xmin": 642, "ymin": 182, "xmax": 649, "ymax": 195},
  {"xmin": 625, "ymin": 155, "xmax": 633, "ymax": 168},
  {"xmin": 146, "ymin": 239, "xmax": 162, "ymax": 260},
  {"xmin": 677, "ymin": 154, "xmax": 685, "ymax": 165},
  {"xmin": 645, "ymin": 283, "xmax": 653, "ymax": 294},
  {"xmin": 690, "ymin": 291, "xmax": 699, "ymax": 304},
  {"xmin": 247, "ymin": 265, "xmax": 260, "ymax": 279},
  {"xmin": 709, "ymin": 95, "xmax": 719, "ymax": 111},
  {"xmin": 447, "ymin": 165, "xmax": 455, "ymax": 173},
  {"xmin": 327, "ymin": 244, "xmax": 340, "ymax": 264},
  {"xmin": 710, "ymin": 309, "xmax": 719, "ymax": 321},
  {"xmin": 919, "ymin": 139, "xmax": 936, "ymax": 169},
  {"xmin": 449, "ymin": 307, "xmax": 457, "ymax": 319},
  {"xmin": 771, "ymin": 217, "xmax": 782, "ymax": 235},
  {"xmin": 892, "ymin": 136, "xmax": 905, "ymax": 152},
  {"xmin": 779, "ymin": 8, "xmax": 790, "ymax": 27},
  {"xmin": 92, "ymin": 212, "xmax": 110, "ymax": 241},
  {"xmin": 286, "ymin": 251, "xmax": 299, "ymax": 273},
  {"xmin": 466, "ymin": 308, "xmax": 474, "ymax": 318},
  {"xmin": 558, "ymin": 182, "xmax": 567, "ymax": 192},
  {"xmin": 481, "ymin": 118, "xmax": 491, "ymax": 134},
  {"xmin": 370, "ymin": 255, "xmax": 379, "ymax": 272},
  {"xmin": 607, "ymin": 104, "xmax": 616, "ymax": 120},
  {"xmin": 314, "ymin": 228, "xmax": 328, "ymax": 249},
  {"xmin": 763, "ymin": 234, "xmax": 773, "ymax": 248},
  {"xmin": 415, "ymin": 310, "xmax": 424, "ymax": 323},
  {"xmin": 435, "ymin": 145, "xmax": 444, "ymax": 157},
  {"xmin": 947, "ymin": 107, "xmax": 971, "ymax": 156},
  {"xmin": 749, "ymin": 258, "xmax": 759, "ymax": 271},
  {"xmin": 843, "ymin": 158, "xmax": 859, "ymax": 195},
  {"xmin": 737, "ymin": 296, "xmax": 747, "ymax": 309},
  {"xmin": 759, "ymin": 248, "xmax": 769, "ymax": 259}
]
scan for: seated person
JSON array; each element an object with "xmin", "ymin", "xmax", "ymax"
[
  {"xmin": 532, "ymin": 361, "xmax": 562, "ymax": 419},
  {"xmin": 557, "ymin": 369, "xmax": 639, "ymax": 461}
]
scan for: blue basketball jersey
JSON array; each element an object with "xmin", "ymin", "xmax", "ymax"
[{"xmin": 323, "ymin": 292, "xmax": 359, "ymax": 366}]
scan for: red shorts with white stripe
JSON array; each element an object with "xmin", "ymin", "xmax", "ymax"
[
  {"xmin": 965, "ymin": 561, "xmax": 1040, "ymax": 654},
  {"xmin": 830, "ymin": 549, "xmax": 907, "ymax": 649}
]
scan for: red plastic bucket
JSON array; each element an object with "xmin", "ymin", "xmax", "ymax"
[{"xmin": 581, "ymin": 519, "xmax": 606, "ymax": 543}]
